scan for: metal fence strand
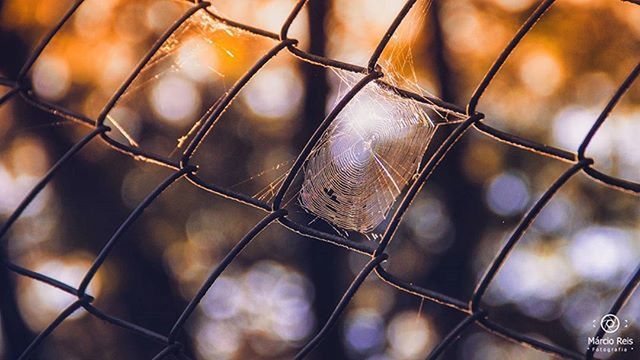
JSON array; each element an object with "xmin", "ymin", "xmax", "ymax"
[
  {"xmin": 18, "ymin": 299, "xmax": 86, "ymax": 360},
  {"xmin": 15, "ymin": 0, "xmax": 85, "ymax": 81},
  {"xmin": 96, "ymin": 2, "xmax": 210, "ymax": 127},
  {"xmin": 271, "ymin": 71, "xmax": 383, "ymax": 210},
  {"xmin": 83, "ymin": 303, "xmax": 170, "ymax": 345},
  {"xmin": 374, "ymin": 265, "xmax": 470, "ymax": 312},
  {"xmin": 367, "ymin": 0, "xmax": 418, "ymax": 72},
  {"xmin": 20, "ymin": 92, "xmax": 96, "ymax": 126},
  {"xmin": 472, "ymin": 121, "xmax": 577, "ymax": 162},
  {"xmin": 582, "ymin": 166, "xmax": 640, "ymax": 194},
  {"xmin": 470, "ymin": 160, "xmax": 589, "ymax": 313},
  {"xmin": 77, "ymin": 168, "xmax": 194, "ymax": 297},
  {"xmin": 294, "ymin": 254, "xmax": 388, "ymax": 360},
  {"xmin": 585, "ymin": 263, "xmax": 640, "ymax": 359},
  {"xmin": 204, "ymin": 8, "xmax": 280, "ymax": 40},
  {"xmin": 280, "ymin": 0, "xmax": 307, "ymax": 42},
  {"xmin": 425, "ymin": 310, "xmax": 486, "ymax": 360},
  {"xmin": 2, "ymin": 261, "xmax": 85, "ymax": 297},
  {"xmin": 152, "ymin": 343, "xmax": 184, "ymax": 360},
  {"xmin": 277, "ymin": 216, "xmax": 378, "ymax": 255},
  {"xmin": 0, "ymin": 77, "xmax": 15, "ymax": 87},
  {"xmin": 466, "ymin": 0, "xmax": 555, "ymax": 115},
  {"xmin": 207, "ymin": 1, "xmax": 466, "ymax": 114},
  {"xmin": 0, "ymin": 126, "xmax": 108, "ymax": 241},
  {"xmin": 577, "ymin": 62, "xmax": 640, "ymax": 159},
  {"xmin": 166, "ymin": 209, "xmax": 287, "ymax": 345},
  {"xmin": 279, "ymin": 0, "xmax": 369, "ymax": 74},
  {"xmin": 376, "ymin": 113, "xmax": 483, "ymax": 256},
  {"xmin": 180, "ymin": 40, "xmax": 293, "ymax": 163},
  {"xmin": 0, "ymin": 86, "xmax": 21, "ymax": 106},
  {"xmin": 478, "ymin": 317, "xmax": 583, "ymax": 359},
  {"xmin": 374, "ymin": 81, "xmax": 467, "ymax": 115},
  {"xmin": 97, "ymin": 133, "xmax": 182, "ymax": 170},
  {"xmin": 185, "ymin": 171, "xmax": 273, "ymax": 211}
]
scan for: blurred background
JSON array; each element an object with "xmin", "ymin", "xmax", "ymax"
[{"xmin": 1, "ymin": 0, "xmax": 640, "ymax": 359}]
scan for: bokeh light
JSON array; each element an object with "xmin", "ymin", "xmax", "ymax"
[
  {"xmin": 485, "ymin": 171, "xmax": 530, "ymax": 217},
  {"xmin": 17, "ymin": 254, "xmax": 101, "ymax": 330}
]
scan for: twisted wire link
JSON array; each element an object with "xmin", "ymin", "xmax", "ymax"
[{"xmin": 1, "ymin": 0, "xmax": 639, "ymax": 359}]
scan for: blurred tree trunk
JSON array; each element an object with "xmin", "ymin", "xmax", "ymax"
[
  {"xmin": 0, "ymin": 246, "xmax": 32, "ymax": 360},
  {"xmin": 298, "ymin": 1, "xmax": 348, "ymax": 359},
  {"xmin": 426, "ymin": 0, "xmax": 489, "ymax": 339},
  {"xmin": 0, "ymin": 5, "xmax": 38, "ymax": 356},
  {"xmin": 0, "ymin": 3, "xmax": 190, "ymax": 357}
]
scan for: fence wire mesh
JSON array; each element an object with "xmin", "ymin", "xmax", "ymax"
[{"xmin": 1, "ymin": 0, "xmax": 640, "ymax": 359}]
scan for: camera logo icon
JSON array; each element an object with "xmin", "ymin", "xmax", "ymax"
[{"xmin": 600, "ymin": 314, "xmax": 620, "ymax": 334}]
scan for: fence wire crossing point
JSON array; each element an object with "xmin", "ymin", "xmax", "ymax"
[{"xmin": 1, "ymin": 0, "xmax": 640, "ymax": 359}]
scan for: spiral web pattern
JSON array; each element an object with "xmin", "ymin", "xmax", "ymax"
[{"xmin": 300, "ymin": 81, "xmax": 437, "ymax": 232}]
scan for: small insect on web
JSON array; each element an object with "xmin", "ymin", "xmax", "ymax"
[{"xmin": 299, "ymin": 72, "xmax": 451, "ymax": 233}]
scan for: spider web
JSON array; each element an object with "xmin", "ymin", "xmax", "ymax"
[
  {"xmin": 299, "ymin": 73, "xmax": 440, "ymax": 233},
  {"xmin": 238, "ymin": 0, "xmax": 465, "ymax": 233}
]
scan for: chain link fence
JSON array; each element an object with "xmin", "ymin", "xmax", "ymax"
[{"xmin": 1, "ymin": 0, "xmax": 639, "ymax": 359}]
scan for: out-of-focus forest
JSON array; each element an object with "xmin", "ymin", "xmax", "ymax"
[{"xmin": 1, "ymin": 0, "xmax": 640, "ymax": 359}]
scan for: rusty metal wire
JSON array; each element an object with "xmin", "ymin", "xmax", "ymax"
[{"xmin": 1, "ymin": 0, "xmax": 639, "ymax": 359}]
